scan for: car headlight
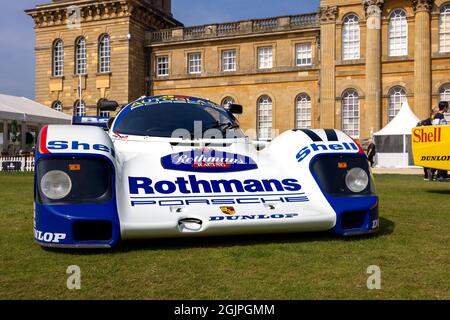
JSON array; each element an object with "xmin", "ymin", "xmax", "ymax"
[
  {"xmin": 345, "ymin": 167, "xmax": 369, "ymax": 193},
  {"xmin": 40, "ymin": 170, "xmax": 72, "ymax": 200}
]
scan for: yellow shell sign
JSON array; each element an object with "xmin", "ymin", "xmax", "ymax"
[{"xmin": 412, "ymin": 126, "xmax": 450, "ymax": 170}]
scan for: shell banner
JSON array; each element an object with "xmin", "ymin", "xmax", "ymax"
[{"xmin": 412, "ymin": 126, "xmax": 450, "ymax": 171}]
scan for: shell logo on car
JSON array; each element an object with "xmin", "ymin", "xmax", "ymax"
[{"xmin": 412, "ymin": 125, "xmax": 450, "ymax": 171}]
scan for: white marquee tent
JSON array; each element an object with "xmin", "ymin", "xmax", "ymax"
[
  {"xmin": 0, "ymin": 94, "xmax": 71, "ymax": 154},
  {"xmin": 373, "ymin": 101, "xmax": 420, "ymax": 168}
]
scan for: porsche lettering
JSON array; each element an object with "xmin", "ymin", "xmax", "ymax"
[{"xmin": 131, "ymin": 196, "xmax": 310, "ymax": 207}]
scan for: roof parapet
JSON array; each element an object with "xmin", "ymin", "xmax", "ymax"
[{"xmin": 147, "ymin": 12, "xmax": 318, "ymax": 44}]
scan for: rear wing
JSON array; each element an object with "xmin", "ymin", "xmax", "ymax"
[
  {"xmin": 412, "ymin": 126, "xmax": 450, "ymax": 170},
  {"xmin": 72, "ymin": 116, "xmax": 109, "ymax": 129}
]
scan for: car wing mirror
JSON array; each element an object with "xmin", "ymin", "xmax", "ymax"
[
  {"xmin": 226, "ymin": 104, "xmax": 243, "ymax": 114},
  {"xmin": 98, "ymin": 100, "xmax": 119, "ymax": 112}
]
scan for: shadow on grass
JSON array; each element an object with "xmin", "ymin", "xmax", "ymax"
[
  {"xmin": 43, "ymin": 217, "xmax": 395, "ymax": 255},
  {"xmin": 425, "ymin": 189, "xmax": 450, "ymax": 195}
]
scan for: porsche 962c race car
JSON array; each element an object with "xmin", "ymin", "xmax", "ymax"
[{"xmin": 34, "ymin": 95, "xmax": 379, "ymax": 248}]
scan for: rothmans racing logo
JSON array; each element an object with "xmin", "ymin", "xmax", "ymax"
[
  {"xmin": 161, "ymin": 149, "xmax": 258, "ymax": 172},
  {"xmin": 129, "ymin": 176, "xmax": 309, "ymax": 207},
  {"xmin": 129, "ymin": 175, "xmax": 302, "ymax": 195}
]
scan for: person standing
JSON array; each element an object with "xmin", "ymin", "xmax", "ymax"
[
  {"xmin": 366, "ymin": 140, "xmax": 376, "ymax": 168},
  {"xmin": 420, "ymin": 107, "xmax": 438, "ymax": 180},
  {"xmin": 433, "ymin": 102, "xmax": 449, "ymax": 181},
  {"xmin": 432, "ymin": 101, "xmax": 449, "ymax": 125}
]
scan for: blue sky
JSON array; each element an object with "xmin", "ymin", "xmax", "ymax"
[{"xmin": 0, "ymin": 0, "xmax": 319, "ymax": 99}]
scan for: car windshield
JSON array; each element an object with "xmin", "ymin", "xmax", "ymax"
[{"xmin": 113, "ymin": 102, "xmax": 243, "ymax": 138}]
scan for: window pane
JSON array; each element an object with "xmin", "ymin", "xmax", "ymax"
[
  {"xmin": 342, "ymin": 90, "xmax": 360, "ymax": 137},
  {"xmin": 439, "ymin": 84, "xmax": 450, "ymax": 122},
  {"xmin": 53, "ymin": 40, "xmax": 64, "ymax": 77},
  {"xmin": 75, "ymin": 38, "xmax": 87, "ymax": 75},
  {"xmin": 296, "ymin": 94, "xmax": 312, "ymax": 129},
  {"xmin": 74, "ymin": 100, "xmax": 86, "ymax": 116},
  {"xmin": 99, "ymin": 35, "xmax": 111, "ymax": 73},
  {"xmin": 342, "ymin": 15, "xmax": 360, "ymax": 60},
  {"xmin": 258, "ymin": 47, "xmax": 273, "ymax": 69},
  {"xmin": 389, "ymin": 10, "xmax": 408, "ymax": 57},
  {"xmin": 440, "ymin": 5, "xmax": 450, "ymax": 52},
  {"xmin": 188, "ymin": 53, "xmax": 202, "ymax": 74},
  {"xmin": 296, "ymin": 44, "xmax": 312, "ymax": 66},
  {"xmin": 52, "ymin": 101, "xmax": 63, "ymax": 112},
  {"xmin": 388, "ymin": 87, "xmax": 406, "ymax": 122},
  {"xmin": 221, "ymin": 97, "xmax": 235, "ymax": 107},
  {"xmin": 157, "ymin": 56, "xmax": 169, "ymax": 76},
  {"xmin": 222, "ymin": 50, "xmax": 236, "ymax": 71},
  {"xmin": 257, "ymin": 96, "xmax": 272, "ymax": 140}
]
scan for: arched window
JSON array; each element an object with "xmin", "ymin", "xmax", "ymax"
[
  {"xmin": 74, "ymin": 100, "xmax": 86, "ymax": 116},
  {"xmin": 257, "ymin": 95, "xmax": 273, "ymax": 141},
  {"xmin": 388, "ymin": 86, "xmax": 406, "ymax": 122},
  {"xmin": 389, "ymin": 9, "xmax": 408, "ymax": 57},
  {"xmin": 53, "ymin": 39, "xmax": 64, "ymax": 77},
  {"xmin": 295, "ymin": 93, "xmax": 312, "ymax": 129},
  {"xmin": 342, "ymin": 90, "xmax": 360, "ymax": 138},
  {"xmin": 97, "ymin": 99, "xmax": 110, "ymax": 117},
  {"xmin": 439, "ymin": 83, "xmax": 450, "ymax": 101},
  {"xmin": 52, "ymin": 101, "xmax": 63, "ymax": 112},
  {"xmin": 99, "ymin": 34, "xmax": 111, "ymax": 73},
  {"xmin": 75, "ymin": 37, "xmax": 87, "ymax": 75},
  {"xmin": 342, "ymin": 14, "xmax": 360, "ymax": 60},
  {"xmin": 439, "ymin": 4, "xmax": 450, "ymax": 52},
  {"xmin": 221, "ymin": 97, "xmax": 235, "ymax": 107},
  {"xmin": 439, "ymin": 84, "xmax": 450, "ymax": 120}
]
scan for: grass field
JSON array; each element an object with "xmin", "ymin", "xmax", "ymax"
[{"xmin": 0, "ymin": 173, "xmax": 449, "ymax": 300}]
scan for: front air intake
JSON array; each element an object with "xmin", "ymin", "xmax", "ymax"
[
  {"xmin": 73, "ymin": 221, "xmax": 112, "ymax": 242},
  {"xmin": 340, "ymin": 211, "xmax": 367, "ymax": 230}
]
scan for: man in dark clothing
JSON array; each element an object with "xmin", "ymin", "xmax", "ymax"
[
  {"xmin": 432, "ymin": 101, "xmax": 449, "ymax": 181},
  {"xmin": 367, "ymin": 140, "xmax": 376, "ymax": 168},
  {"xmin": 418, "ymin": 110, "xmax": 435, "ymax": 180},
  {"xmin": 432, "ymin": 101, "xmax": 449, "ymax": 125}
]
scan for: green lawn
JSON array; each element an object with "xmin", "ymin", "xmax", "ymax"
[{"xmin": 0, "ymin": 173, "xmax": 448, "ymax": 300}]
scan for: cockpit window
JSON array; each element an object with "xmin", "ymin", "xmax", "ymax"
[{"xmin": 113, "ymin": 102, "xmax": 243, "ymax": 138}]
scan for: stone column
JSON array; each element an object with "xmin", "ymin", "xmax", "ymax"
[
  {"xmin": 319, "ymin": 6, "xmax": 338, "ymax": 129},
  {"xmin": 364, "ymin": 0, "xmax": 384, "ymax": 139},
  {"xmin": 413, "ymin": 0, "xmax": 433, "ymax": 119}
]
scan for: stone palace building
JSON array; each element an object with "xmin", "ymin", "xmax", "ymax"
[{"xmin": 26, "ymin": 0, "xmax": 450, "ymax": 141}]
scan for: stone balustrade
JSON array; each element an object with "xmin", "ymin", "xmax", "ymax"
[{"xmin": 148, "ymin": 13, "xmax": 318, "ymax": 44}]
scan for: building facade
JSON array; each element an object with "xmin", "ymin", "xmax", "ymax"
[
  {"xmin": 26, "ymin": 0, "xmax": 181, "ymax": 117},
  {"xmin": 27, "ymin": 0, "xmax": 450, "ymax": 142}
]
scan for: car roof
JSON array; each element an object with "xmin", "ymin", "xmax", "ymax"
[
  {"xmin": 123, "ymin": 95, "xmax": 224, "ymax": 111},
  {"xmin": 113, "ymin": 95, "xmax": 227, "ymax": 131}
]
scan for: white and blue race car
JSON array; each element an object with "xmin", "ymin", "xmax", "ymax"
[{"xmin": 34, "ymin": 95, "xmax": 379, "ymax": 248}]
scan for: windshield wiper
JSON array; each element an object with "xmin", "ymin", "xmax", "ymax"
[
  {"xmin": 203, "ymin": 122, "xmax": 239, "ymax": 134},
  {"xmin": 219, "ymin": 123, "xmax": 240, "ymax": 131}
]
